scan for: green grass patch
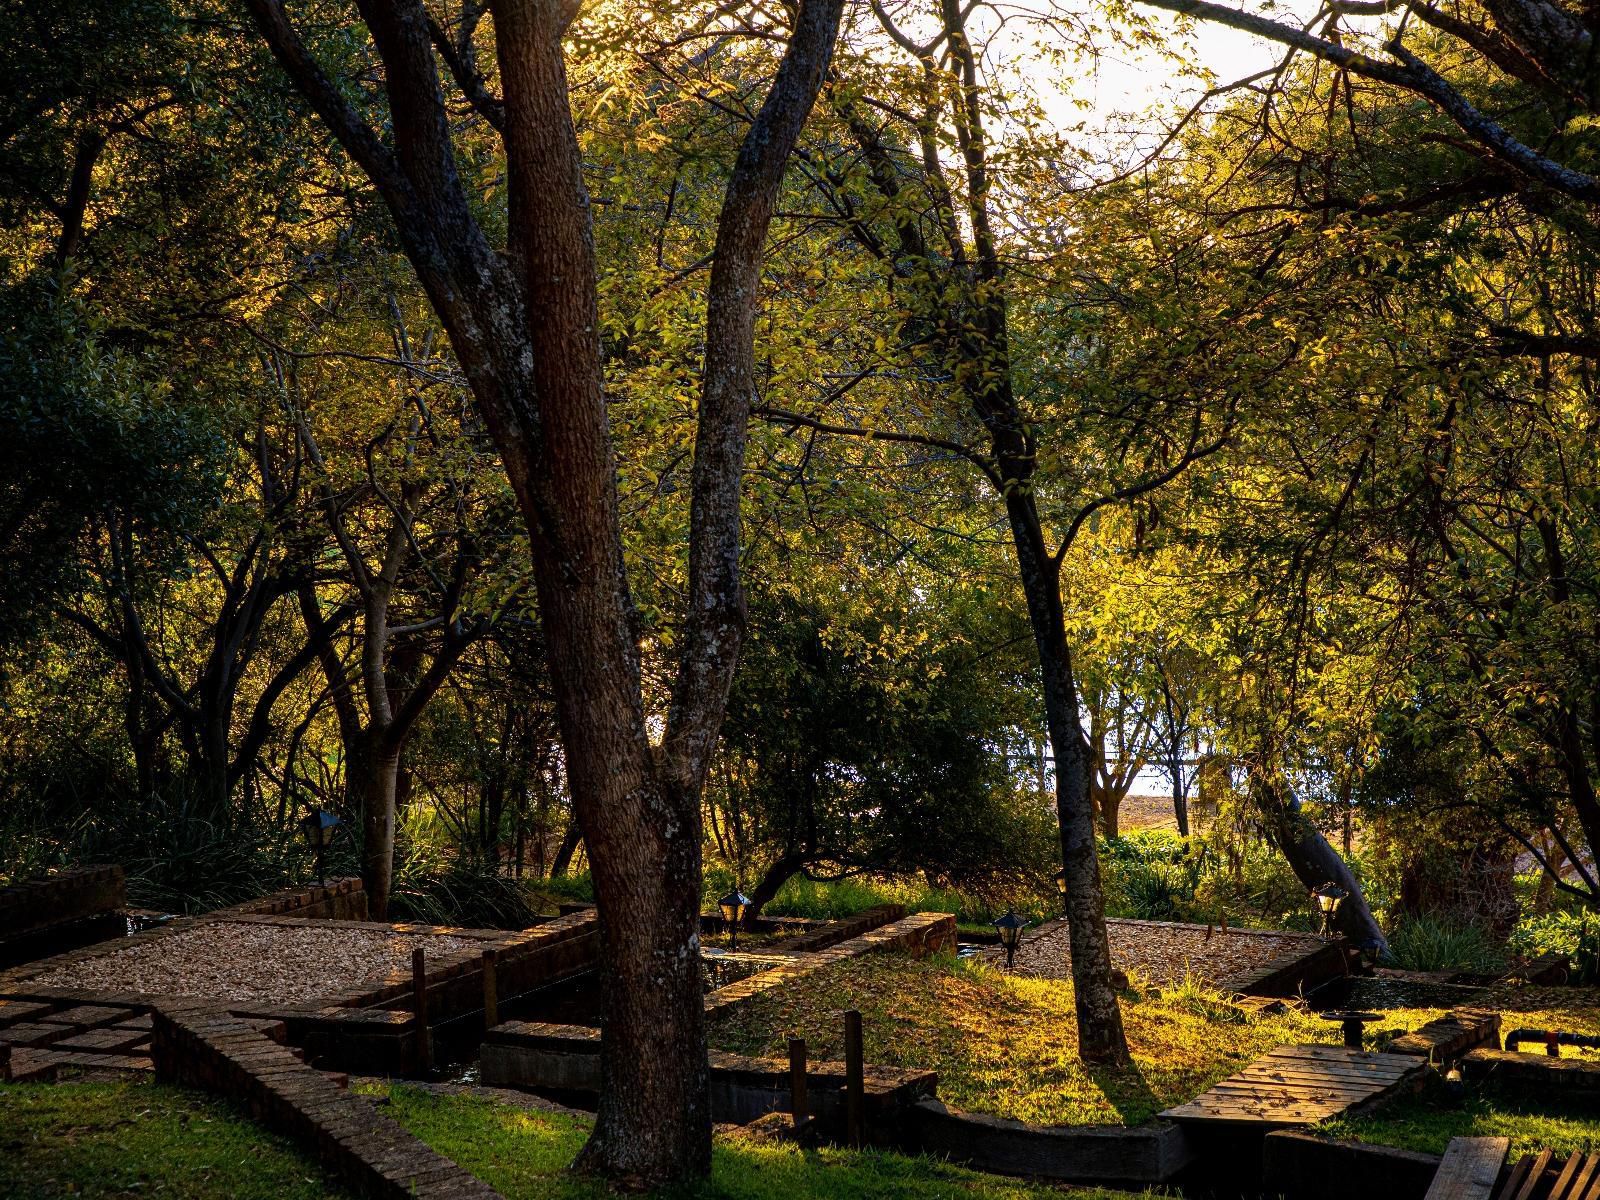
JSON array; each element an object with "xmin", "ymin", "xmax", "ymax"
[
  {"xmin": 0, "ymin": 1080, "xmax": 348, "ymax": 1200},
  {"xmin": 368, "ymin": 1084, "xmax": 1158, "ymax": 1199},
  {"xmin": 1327, "ymin": 1086, "xmax": 1600, "ymax": 1156}
]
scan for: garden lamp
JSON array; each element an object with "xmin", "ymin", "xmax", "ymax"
[
  {"xmin": 299, "ymin": 809, "xmax": 341, "ymax": 886},
  {"xmin": 1053, "ymin": 868, "xmax": 1068, "ymax": 915},
  {"xmin": 718, "ymin": 889, "xmax": 751, "ymax": 951},
  {"xmin": 993, "ymin": 909, "xmax": 1029, "ymax": 970},
  {"xmin": 1310, "ymin": 882, "xmax": 1347, "ymax": 936}
]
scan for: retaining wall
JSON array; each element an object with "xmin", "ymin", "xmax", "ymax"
[
  {"xmin": 1260, "ymin": 1130, "xmax": 1440, "ymax": 1200},
  {"xmin": 0, "ymin": 866, "xmax": 127, "ymax": 967},
  {"xmin": 905, "ymin": 1099, "xmax": 1193, "ymax": 1185},
  {"xmin": 216, "ymin": 878, "xmax": 368, "ymax": 921},
  {"xmin": 481, "ymin": 1020, "xmax": 935, "ymax": 1130}
]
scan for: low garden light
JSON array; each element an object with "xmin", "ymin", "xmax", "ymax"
[
  {"xmin": 299, "ymin": 809, "xmax": 341, "ymax": 886},
  {"xmin": 1053, "ymin": 868, "xmax": 1068, "ymax": 915},
  {"xmin": 1311, "ymin": 882, "xmax": 1348, "ymax": 936},
  {"xmin": 719, "ymin": 888, "xmax": 751, "ymax": 951},
  {"xmin": 993, "ymin": 909, "xmax": 1029, "ymax": 969}
]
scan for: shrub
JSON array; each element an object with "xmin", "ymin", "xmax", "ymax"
[
  {"xmin": 1510, "ymin": 910, "xmax": 1600, "ymax": 984},
  {"xmin": 1385, "ymin": 915, "xmax": 1508, "ymax": 973}
]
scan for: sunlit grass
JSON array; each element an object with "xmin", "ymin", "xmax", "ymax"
[{"xmin": 707, "ymin": 952, "xmax": 1600, "ymax": 1128}]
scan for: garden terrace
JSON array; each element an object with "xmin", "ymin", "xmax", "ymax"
[{"xmin": 707, "ymin": 949, "xmax": 1600, "ymax": 1130}]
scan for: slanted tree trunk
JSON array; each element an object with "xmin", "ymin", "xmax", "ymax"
[
  {"xmin": 1253, "ymin": 775, "xmax": 1388, "ymax": 953},
  {"xmin": 745, "ymin": 849, "xmax": 810, "ymax": 919}
]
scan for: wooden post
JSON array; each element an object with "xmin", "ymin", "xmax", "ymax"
[
  {"xmin": 843, "ymin": 1009, "xmax": 864, "ymax": 1148},
  {"xmin": 482, "ymin": 948, "xmax": 499, "ymax": 1031},
  {"xmin": 412, "ymin": 947, "xmax": 432, "ymax": 1072},
  {"xmin": 788, "ymin": 1037, "xmax": 809, "ymax": 1129}
]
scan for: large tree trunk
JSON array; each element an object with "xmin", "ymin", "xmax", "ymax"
[
  {"xmin": 359, "ymin": 738, "xmax": 401, "ymax": 919},
  {"xmin": 1007, "ymin": 499, "xmax": 1131, "ymax": 1066},
  {"xmin": 249, "ymin": 0, "xmax": 842, "ymax": 1183}
]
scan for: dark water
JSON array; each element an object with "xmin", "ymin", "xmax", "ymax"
[{"xmin": 1311, "ymin": 975, "xmax": 1490, "ymax": 1010}]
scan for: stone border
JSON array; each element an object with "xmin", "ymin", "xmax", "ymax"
[
  {"xmin": 0, "ymin": 866, "xmax": 125, "ymax": 932},
  {"xmin": 1462, "ymin": 1046, "xmax": 1600, "ymax": 1093},
  {"xmin": 905, "ymin": 1099, "xmax": 1193, "ymax": 1184},
  {"xmin": 1388, "ymin": 1009, "xmax": 1501, "ymax": 1061},
  {"xmin": 153, "ymin": 1002, "xmax": 500, "ymax": 1199},
  {"xmin": 481, "ymin": 1020, "xmax": 936, "ymax": 1127},
  {"xmin": 212, "ymin": 877, "xmax": 368, "ymax": 921},
  {"xmin": 776, "ymin": 905, "xmax": 906, "ymax": 953},
  {"xmin": 703, "ymin": 911, "xmax": 956, "ymax": 1017}
]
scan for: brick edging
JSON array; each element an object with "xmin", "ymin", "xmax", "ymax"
[{"xmin": 153, "ymin": 1002, "xmax": 500, "ymax": 1199}]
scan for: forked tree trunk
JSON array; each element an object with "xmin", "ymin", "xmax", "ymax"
[{"xmin": 249, "ymin": 0, "xmax": 842, "ymax": 1182}]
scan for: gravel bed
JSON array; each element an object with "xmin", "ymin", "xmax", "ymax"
[
  {"xmin": 28, "ymin": 921, "xmax": 482, "ymax": 1003},
  {"xmin": 982, "ymin": 918, "xmax": 1325, "ymax": 986}
]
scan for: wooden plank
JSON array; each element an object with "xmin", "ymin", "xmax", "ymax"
[
  {"xmin": 1495, "ymin": 1156, "xmax": 1533, "ymax": 1200},
  {"xmin": 1578, "ymin": 1156, "xmax": 1600, "ymax": 1200},
  {"xmin": 1565, "ymin": 1155, "xmax": 1600, "ymax": 1200},
  {"xmin": 1550, "ymin": 1154, "xmax": 1583, "ymax": 1200},
  {"xmin": 1265, "ymin": 1046, "xmax": 1416, "ymax": 1067},
  {"xmin": 1424, "ymin": 1137, "xmax": 1508, "ymax": 1200},
  {"xmin": 1512, "ymin": 1151, "xmax": 1553, "ymax": 1200},
  {"xmin": 1234, "ymin": 1065, "xmax": 1415, "ymax": 1086}
]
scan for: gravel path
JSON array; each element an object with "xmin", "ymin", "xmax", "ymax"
[
  {"xmin": 982, "ymin": 918, "xmax": 1325, "ymax": 986},
  {"xmin": 29, "ymin": 921, "xmax": 482, "ymax": 1003}
]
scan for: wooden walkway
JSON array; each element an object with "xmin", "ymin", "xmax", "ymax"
[{"xmin": 1160, "ymin": 1044, "xmax": 1427, "ymax": 1128}]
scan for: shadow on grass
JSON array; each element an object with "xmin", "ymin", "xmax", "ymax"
[{"xmin": 1087, "ymin": 1058, "xmax": 1162, "ymax": 1126}]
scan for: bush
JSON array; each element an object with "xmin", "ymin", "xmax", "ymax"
[
  {"xmin": 1511, "ymin": 910, "xmax": 1600, "ymax": 984},
  {"xmin": 389, "ymin": 849, "xmax": 548, "ymax": 930},
  {"xmin": 1385, "ymin": 915, "xmax": 1508, "ymax": 973}
]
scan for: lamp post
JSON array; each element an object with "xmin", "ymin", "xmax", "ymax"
[
  {"xmin": 299, "ymin": 809, "xmax": 341, "ymax": 886},
  {"xmin": 993, "ymin": 909, "xmax": 1029, "ymax": 970},
  {"xmin": 1311, "ymin": 882, "xmax": 1348, "ymax": 937},
  {"xmin": 1053, "ymin": 869, "xmax": 1068, "ymax": 916},
  {"xmin": 718, "ymin": 888, "xmax": 751, "ymax": 952}
]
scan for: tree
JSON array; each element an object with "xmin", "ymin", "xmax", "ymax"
[{"xmin": 242, "ymin": 0, "xmax": 845, "ymax": 1181}]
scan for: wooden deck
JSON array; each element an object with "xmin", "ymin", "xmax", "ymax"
[{"xmin": 1160, "ymin": 1045, "xmax": 1427, "ymax": 1128}]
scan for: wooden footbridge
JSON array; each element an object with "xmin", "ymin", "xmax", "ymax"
[{"xmin": 1160, "ymin": 1044, "xmax": 1427, "ymax": 1128}]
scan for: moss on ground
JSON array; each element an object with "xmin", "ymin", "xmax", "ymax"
[
  {"xmin": 706, "ymin": 952, "xmax": 1600, "ymax": 1129},
  {"xmin": 0, "ymin": 1079, "xmax": 348, "ymax": 1200}
]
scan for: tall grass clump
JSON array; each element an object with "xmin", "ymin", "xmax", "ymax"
[{"xmin": 1385, "ymin": 915, "xmax": 1508, "ymax": 973}]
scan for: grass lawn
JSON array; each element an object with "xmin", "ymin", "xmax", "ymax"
[
  {"xmin": 1327, "ymin": 1086, "xmax": 1600, "ymax": 1157},
  {"xmin": 706, "ymin": 952, "xmax": 1600, "ymax": 1129},
  {"xmin": 0, "ymin": 1079, "xmax": 349, "ymax": 1200},
  {"xmin": 1, "ymin": 1078, "xmax": 1158, "ymax": 1200}
]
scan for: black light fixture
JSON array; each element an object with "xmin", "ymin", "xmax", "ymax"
[
  {"xmin": 1311, "ymin": 882, "xmax": 1348, "ymax": 937},
  {"xmin": 718, "ymin": 888, "xmax": 751, "ymax": 952},
  {"xmin": 299, "ymin": 809, "xmax": 341, "ymax": 886},
  {"xmin": 993, "ymin": 909, "xmax": 1029, "ymax": 969},
  {"xmin": 1053, "ymin": 868, "xmax": 1068, "ymax": 915}
]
